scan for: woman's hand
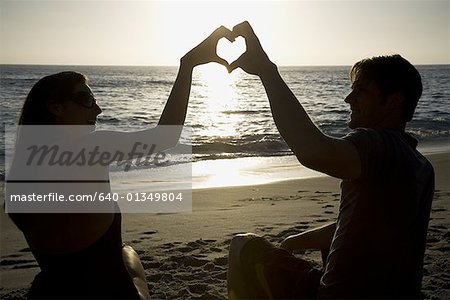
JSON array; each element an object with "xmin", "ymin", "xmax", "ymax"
[
  {"xmin": 182, "ymin": 26, "xmax": 235, "ymax": 69},
  {"xmin": 158, "ymin": 25, "xmax": 234, "ymax": 126}
]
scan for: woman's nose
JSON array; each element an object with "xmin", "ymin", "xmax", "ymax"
[
  {"xmin": 94, "ymin": 103, "xmax": 102, "ymax": 115},
  {"xmin": 344, "ymin": 92, "xmax": 354, "ymax": 104}
]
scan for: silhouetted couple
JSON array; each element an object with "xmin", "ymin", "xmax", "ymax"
[{"xmin": 7, "ymin": 21, "xmax": 434, "ymax": 299}]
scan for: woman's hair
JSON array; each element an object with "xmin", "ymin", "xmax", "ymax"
[
  {"xmin": 19, "ymin": 71, "xmax": 88, "ymax": 125},
  {"xmin": 349, "ymin": 54, "xmax": 422, "ymax": 122}
]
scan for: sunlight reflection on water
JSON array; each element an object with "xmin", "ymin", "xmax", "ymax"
[{"xmin": 195, "ymin": 64, "xmax": 244, "ymax": 138}]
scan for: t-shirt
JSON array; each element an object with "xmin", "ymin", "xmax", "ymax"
[{"xmin": 319, "ymin": 128, "xmax": 435, "ymax": 298}]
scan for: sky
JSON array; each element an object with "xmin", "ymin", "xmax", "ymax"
[{"xmin": 0, "ymin": 0, "xmax": 448, "ymax": 66}]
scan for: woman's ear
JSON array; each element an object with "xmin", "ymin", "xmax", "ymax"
[{"xmin": 46, "ymin": 99, "xmax": 64, "ymax": 117}]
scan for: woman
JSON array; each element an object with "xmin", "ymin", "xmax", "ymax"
[{"xmin": 7, "ymin": 26, "xmax": 233, "ymax": 299}]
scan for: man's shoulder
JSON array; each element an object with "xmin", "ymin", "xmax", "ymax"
[
  {"xmin": 344, "ymin": 128, "xmax": 418, "ymax": 149},
  {"xmin": 342, "ymin": 128, "xmax": 432, "ymax": 179}
]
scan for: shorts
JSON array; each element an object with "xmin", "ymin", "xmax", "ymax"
[{"xmin": 228, "ymin": 234, "xmax": 323, "ymax": 299}]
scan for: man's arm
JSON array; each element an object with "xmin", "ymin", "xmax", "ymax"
[
  {"xmin": 280, "ymin": 222, "xmax": 336, "ymax": 252},
  {"xmin": 230, "ymin": 22, "xmax": 361, "ymax": 180}
]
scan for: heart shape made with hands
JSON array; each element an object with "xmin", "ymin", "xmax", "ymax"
[{"xmin": 216, "ymin": 36, "xmax": 246, "ymax": 65}]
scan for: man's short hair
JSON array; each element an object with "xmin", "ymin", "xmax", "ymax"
[{"xmin": 349, "ymin": 54, "xmax": 422, "ymax": 122}]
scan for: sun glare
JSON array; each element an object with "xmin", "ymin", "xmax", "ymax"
[
  {"xmin": 192, "ymin": 158, "xmax": 263, "ymax": 189},
  {"xmin": 196, "ymin": 64, "xmax": 242, "ymax": 138},
  {"xmin": 216, "ymin": 36, "xmax": 246, "ymax": 66}
]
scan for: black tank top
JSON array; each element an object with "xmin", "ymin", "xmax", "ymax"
[{"xmin": 11, "ymin": 212, "xmax": 140, "ymax": 299}]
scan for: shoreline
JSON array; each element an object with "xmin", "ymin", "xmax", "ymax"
[{"xmin": 191, "ymin": 137, "xmax": 449, "ymax": 190}]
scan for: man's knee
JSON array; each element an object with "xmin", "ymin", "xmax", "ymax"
[
  {"xmin": 229, "ymin": 233, "xmax": 261, "ymax": 266},
  {"xmin": 230, "ymin": 233, "xmax": 261, "ymax": 253}
]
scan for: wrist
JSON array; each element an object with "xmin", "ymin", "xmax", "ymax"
[
  {"xmin": 280, "ymin": 239, "xmax": 292, "ymax": 251},
  {"xmin": 259, "ymin": 61, "xmax": 278, "ymax": 80},
  {"xmin": 180, "ymin": 55, "xmax": 196, "ymax": 71}
]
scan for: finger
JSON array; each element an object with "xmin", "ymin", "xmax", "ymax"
[
  {"xmin": 228, "ymin": 54, "xmax": 245, "ymax": 73},
  {"xmin": 232, "ymin": 21, "xmax": 261, "ymax": 50},
  {"xmin": 212, "ymin": 55, "xmax": 230, "ymax": 69},
  {"xmin": 232, "ymin": 21, "xmax": 254, "ymax": 38},
  {"xmin": 211, "ymin": 25, "xmax": 234, "ymax": 42}
]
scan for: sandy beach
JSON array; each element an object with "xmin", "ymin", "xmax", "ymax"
[{"xmin": 1, "ymin": 140, "xmax": 449, "ymax": 299}]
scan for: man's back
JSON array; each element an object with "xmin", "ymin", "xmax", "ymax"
[{"xmin": 320, "ymin": 128, "xmax": 435, "ymax": 298}]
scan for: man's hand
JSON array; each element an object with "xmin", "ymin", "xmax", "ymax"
[
  {"xmin": 280, "ymin": 223, "xmax": 337, "ymax": 253},
  {"xmin": 228, "ymin": 21, "xmax": 276, "ymax": 76},
  {"xmin": 182, "ymin": 26, "xmax": 235, "ymax": 69},
  {"xmin": 280, "ymin": 235, "xmax": 297, "ymax": 253}
]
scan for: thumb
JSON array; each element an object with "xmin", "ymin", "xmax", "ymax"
[
  {"xmin": 228, "ymin": 54, "xmax": 245, "ymax": 73},
  {"xmin": 213, "ymin": 56, "xmax": 230, "ymax": 70}
]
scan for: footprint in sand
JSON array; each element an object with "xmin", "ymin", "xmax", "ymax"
[
  {"xmin": 142, "ymin": 231, "xmax": 157, "ymax": 235},
  {"xmin": 13, "ymin": 264, "xmax": 39, "ymax": 269},
  {"xmin": 432, "ymin": 207, "xmax": 446, "ymax": 212},
  {"xmin": 316, "ymin": 218, "xmax": 330, "ymax": 223},
  {"xmin": 188, "ymin": 283, "xmax": 208, "ymax": 294},
  {"xmin": 142, "ymin": 261, "xmax": 162, "ymax": 269},
  {"xmin": 181, "ymin": 256, "xmax": 209, "ymax": 267},
  {"xmin": 0, "ymin": 259, "xmax": 36, "ymax": 266},
  {"xmin": 161, "ymin": 242, "xmax": 176, "ymax": 249},
  {"xmin": 294, "ymin": 224, "xmax": 309, "ymax": 230},
  {"xmin": 427, "ymin": 236, "xmax": 439, "ymax": 244},
  {"xmin": 177, "ymin": 246, "xmax": 196, "ymax": 253},
  {"xmin": 213, "ymin": 256, "xmax": 228, "ymax": 266}
]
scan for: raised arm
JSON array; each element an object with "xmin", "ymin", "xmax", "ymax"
[
  {"xmin": 229, "ymin": 22, "xmax": 361, "ymax": 180},
  {"xmin": 158, "ymin": 26, "xmax": 234, "ymax": 125},
  {"xmin": 83, "ymin": 26, "xmax": 235, "ymax": 156}
]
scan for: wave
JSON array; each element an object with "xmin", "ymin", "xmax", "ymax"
[
  {"xmin": 192, "ymin": 135, "xmax": 291, "ymax": 156},
  {"xmin": 222, "ymin": 110, "xmax": 263, "ymax": 115},
  {"xmin": 145, "ymin": 80, "xmax": 174, "ymax": 86}
]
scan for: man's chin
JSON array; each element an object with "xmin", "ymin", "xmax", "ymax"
[{"xmin": 347, "ymin": 121, "xmax": 357, "ymax": 129}]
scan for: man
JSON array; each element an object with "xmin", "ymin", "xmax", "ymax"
[{"xmin": 227, "ymin": 21, "xmax": 434, "ymax": 299}]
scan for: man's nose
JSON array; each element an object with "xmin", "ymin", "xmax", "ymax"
[{"xmin": 344, "ymin": 92, "xmax": 353, "ymax": 104}]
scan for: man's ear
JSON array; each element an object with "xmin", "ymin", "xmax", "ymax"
[
  {"xmin": 385, "ymin": 92, "xmax": 405, "ymax": 110},
  {"xmin": 46, "ymin": 99, "xmax": 64, "ymax": 117}
]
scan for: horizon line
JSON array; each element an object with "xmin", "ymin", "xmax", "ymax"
[{"xmin": 1, "ymin": 62, "xmax": 449, "ymax": 68}]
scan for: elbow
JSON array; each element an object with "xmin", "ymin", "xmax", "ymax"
[
  {"xmin": 166, "ymin": 132, "xmax": 182, "ymax": 150},
  {"xmin": 155, "ymin": 125, "xmax": 183, "ymax": 151},
  {"xmin": 295, "ymin": 151, "xmax": 322, "ymax": 171}
]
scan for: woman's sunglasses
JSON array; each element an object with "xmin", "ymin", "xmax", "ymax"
[{"xmin": 67, "ymin": 91, "xmax": 97, "ymax": 108}]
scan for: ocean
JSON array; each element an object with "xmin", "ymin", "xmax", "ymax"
[{"xmin": 1, "ymin": 64, "xmax": 449, "ymax": 179}]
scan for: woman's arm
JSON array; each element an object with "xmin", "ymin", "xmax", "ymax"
[{"xmin": 83, "ymin": 26, "xmax": 234, "ymax": 157}]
